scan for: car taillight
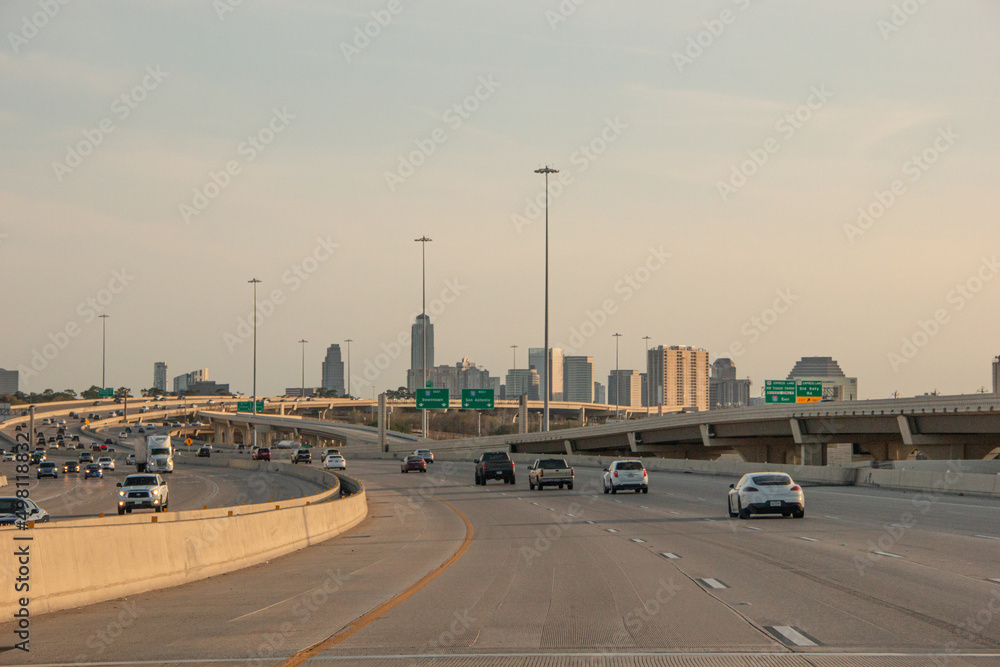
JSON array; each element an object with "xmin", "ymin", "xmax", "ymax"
[
  {"xmin": 642, "ymin": 470, "xmax": 647, "ymax": 477},
  {"xmin": 790, "ymin": 485, "xmax": 801, "ymax": 491},
  {"xmin": 571, "ymin": 469, "xmax": 575, "ymax": 477},
  {"xmin": 744, "ymin": 486, "xmax": 758, "ymax": 492},
  {"xmin": 614, "ymin": 471, "xmax": 619, "ymax": 478},
  {"xmin": 538, "ymin": 469, "xmax": 543, "ymax": 477}
]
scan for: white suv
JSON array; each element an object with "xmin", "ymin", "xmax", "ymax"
[
  {"xmin": 117, "ymin": 474, "xmax": 169, "ymax": 514},
  {"xmin": 603, "ymin": 460, "xmax": 648, "ymax": 494}
]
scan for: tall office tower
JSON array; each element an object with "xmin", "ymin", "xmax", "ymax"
[
  {"xmin": 594, "ymin": 381, "xmax": 606, "ymax": 404},
  {"xmin": 321, "ymin": 344, "xmax": 346, "ymax": 397},
  {"xmin": 506, "ymin": 369, "xmax": 540, "ymax": 400},
  {"xmin": 709, "ymin": 357, "xmax": 750, "ymax": 409},
  {"xmin": 0, "ymin": 368, "xmax": 18, "ymax": 395},
  {"xmin": 173, "ymin": 368, "xmax": 208, "ymax": 394},
  {"xmin": 409, "ymin": 314, "xmax": 435, "ymax": 392},
  {"xmin": 153, "ymin": 362, "xmax": 167, "ymax": 392},
  {"xmin": 786, "ymin": 356, "xmax": 857, "ymax": 401},
  {"xmin": 994, "ymin": 356, "xmax": 1000, "ymax": 394},
  {"xmin": 608, "ymin": 370, "xmax": 643, "ymax": 407},
  {"xmin": 528, "ymin": 347, "xmax": 564, "ymax": 401},
  {"xmin": 640, "ymin": 372, "xmax": 648, "ymax": 407},
  {"xmin": 647, "ymin": 345, "xmax": 710, "ymax": 411},
  {"xmin": 563, "ymin": 356, "xmax": 594, "ymax": 402}
]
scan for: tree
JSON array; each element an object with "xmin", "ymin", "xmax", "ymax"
[{"xmin": 81, "ymin": 386, "xmax": 101, "ymax": 399}]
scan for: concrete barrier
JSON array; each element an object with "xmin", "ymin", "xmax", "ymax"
[{"xmin": 0, "ymin": 462, "xmax": 367, "ymax": 617}]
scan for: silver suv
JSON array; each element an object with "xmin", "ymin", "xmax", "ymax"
[
  {"xmin": 117, "ymin": 474, "xmax": 169, "ymax": 514},
  {"xmin": 603, "ymin": 460, "xmax": 648, "ymax": 494}
]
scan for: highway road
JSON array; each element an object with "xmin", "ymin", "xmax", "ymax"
[{"xmin": 2, "ymin": 459, "xmax": 1000, "ymax": 665}]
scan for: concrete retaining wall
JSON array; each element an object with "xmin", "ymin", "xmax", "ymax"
[{"xmin": 0, "ymin": 460, "xmax": 367, "ymax": 617}]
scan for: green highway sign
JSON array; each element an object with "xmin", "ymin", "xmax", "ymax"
[
  {"xmin": 416, "ymin": 388, "xmax": 449, "ymax": 410},
  {"xmin": 461, "ymin": 389, "xmax": 494, "ymax": 410},
  {"xmin": 98, "ymin": 388, "xmax": 114, "ymax": 398},
  {"xmin": 764, "ymin": 380, "xmax": 796, "ymax": 404},
  {"xmin": 237, "ymin": 401, "xmax": 265, "ymax": 412},
  {"xmin": 796, "ymin": 381, "xmax": 823, "ymax": 403}
]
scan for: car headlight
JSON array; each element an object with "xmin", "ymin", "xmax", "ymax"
[
  {"xmin": 118, "ymin": 491, "xmax": 125, "ymax": 497},
  {"xmin": 152, "ymin": 489, "xmax": 159, "ymax": 496}
]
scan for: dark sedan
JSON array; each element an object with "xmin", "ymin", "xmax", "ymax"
[{"xmin": 400, "ymin": 455, "xmax": 428, "ymax": 473}]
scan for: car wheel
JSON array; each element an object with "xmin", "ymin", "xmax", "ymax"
[
  {"xmin": 603, "ymin": 483, "xmax": 609, "ymax": 494},
  {"xmin": 510, "ymin": 476, "xmax": 515, "ymax": 485},
  {"xmin": 529, "ymin": 480, "xmax": 535, "ymax": 490},
  {"xmin": 118, "ymin": 507, "xmax": 125, "ymax": 516},
  {"xmin": 793, "ymin": 508, "xmax": 805, "ymax": 519},
  {"xmin": 126, "ymin": 508, "xmax": 132, "ymax": 514},
  {"xmin": 642, "ymin": 488, "xmax": 648, "ymax": 494},
  {"xmin": 635, "ymin": 489, "xmax": 641, "ymax": 494},
  {"xmin": 568, "ymin": 483, "xmax": 573, "ymax": 490},
  {"xmin": 558, "ymin": 484, "xmax": 564, "ymax": 490},
  {"xmin": 401, "ymin": 469, "xmax": 406, "ymax": 473},
  {"xmin": 738, "ymin": 501, "xmax": 750, "ymax": 520},
  {"xmin": 728, "ymin": 498, "xmax": 738, "ymax": 518},
  {"xmin": 155, "ymin": 506, "xmax": 162, "ymax": 513},
  {"xmin": 421, "ymin": 469, "xmax": 427, "ymax": 473},
  {"xmin": 611, "ymin": 485, "xmax": 617, "ymax": 495}
]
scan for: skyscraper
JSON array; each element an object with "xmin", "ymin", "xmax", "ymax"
[
  {"xmin": 321, "ymin": 344, "xmax": 346, "ymax": 397},
  {"xmin": 594, "ymin": 381, "xmax": 606, "ymax": 404},
  {"xmin": 648, "ymin": 345, "xmax": 709, "ymax": 411},
  {"xmin": 608, "ymin": 370, "xmax": 643, "ymax": 407},
  {"xmin": 0, "ymin": 368, "xmax": 18, "ymax": 395},
  {"xmin": 529, "ymin": 347, "xmax": 563, "ymax": 401},
  {"xmin": 786, "ymin": 356, "xmax": 857, "ymax": 401},
  {"xmin": 506, "ymin": 369, "xmax": 540, "ymax": 400},
  {"xmin": 563, "ymin": 356, "xmax": 594, "ymax": 402},
  {"xmin": 709, "ymin": 357, "xmax": 750, "ymax": 409},
  {"xmin": 173, "ymin": 368, "xmax": 208, "ymax": 394},
  {"xmin": 153, "ymin": 362, "xmax": 167, "ymax": 392},
  {"xmin": 409, "ymin": 314, "xmax": 434, "ymax": 392}
]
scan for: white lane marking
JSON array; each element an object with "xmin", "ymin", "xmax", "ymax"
[
  {"xmin": 771, "ymin": 625, "xmax": 818, "ymax": 647},
  {"xmin": 660, "ymin": 552, "xmax": 680, "ymax": 559},
  {"xmin": 614, "ymin": 500, "xmax": 622, "ymax": 503},
  {"xmin": 745, "ymin": 526, "xmax": 762, "ymax": 531},
  {"xmin": 667, "ymin": 510, "xmax": 680, "ymax": 515},
  {"xmin": 874, "ymin": 551, "xmax": 904, "ymax": 558},
  {"xmin": 824, "ymin": 515, "xmax": 840, "ymax": 519},
  {"xmin": 703, "ymin": 518, "xmax": 715, "ymax": 522},
  {"xmin": 585, "ymin": 521, "xmax": 596, "ymax": 525},
  {"xmin": 696, "ymin": 497, "xmax": 706, "ymax": 501},
  {"xmin": 640, "ymin": 505, "xmax": 648, "ymax": 509},
  {"xmin": 699, "ymin": 578, "xmax": 727, "ymax": 589},
  {"xmin": 975, "ymin": 535, "xmax": 1000, "ymax": 540},
  {"xmin": 798, "ymin": 537, "xmax": 818, "ymax": 542},
  {"xmin": 548, "ymin": 508, "xmax": 556, "ymax": 511},
  {"xmin": 630, "ymin": 538, "xmax": 645, "ymax": 543},
  {"xmin": 606, "ymin": 529, "xmax": 618, "ymax": 533},
  {"xmin": 808, "ymin": 488, "xmax": 1000, "ymax": 511},
  {"xmin": 566, "ymin": 513, "xmax": 576, "ymax": 517},
  {"xmin": 988, "ymin": 578, "xmax": 1000, "ymax": 584},
  {"xmin": 531, "ymin": 502, "xmax": 539, "ymax": 506}
]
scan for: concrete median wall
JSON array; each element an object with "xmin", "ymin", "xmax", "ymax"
[{"xmin": 0, "ymin": 460, "xmax": 367, "ymax": 618}]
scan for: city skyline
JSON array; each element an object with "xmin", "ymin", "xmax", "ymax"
[{"xmin": 2, "ymin": 3, "xmax": 998, "ymax": 400}]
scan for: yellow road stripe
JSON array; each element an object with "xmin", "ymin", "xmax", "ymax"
[{"xmin": 278, "ymin": 496, "xmax": 474, "ymax": 666}]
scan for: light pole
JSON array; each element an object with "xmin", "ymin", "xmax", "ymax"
[
  {"xmin": 248, "ymin": 278, "xmax": 261, "ymax": 447},
  {"xmin": 534, "ymin": 165, "xmax": 558, "ymax": 432},
  {"xmin": 99, "ymin": 314, "xmax": 110, "ymax": 390},
  {"xmin": 415, "ymin": 236, "xmax": 432, "ymax": 438},
  {"xmin": 642, "ymin": 335, "xmax": 651, "ymax": 417},
  {"xmin": 344, "ymin": 339, "xmax": 353, "ymax": 398},
  {"xmin": 298, "ymin": 339, "xmax": 308, "ymax": 398},
  {"xmin": 613, "ymin": 333, "xmax": 622, "ymax": 419}
]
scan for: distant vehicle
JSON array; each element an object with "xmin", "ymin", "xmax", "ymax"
[
  {"xmin": 84, "ymin": 463, "xmax": 103, "ymax": 479},
  {"xmin": 2, "ymin": 453, "xmax": 13, "ymax": 462},
  {"xmin": 528, "ymin": 458, "xmax": 574, "ymax": 491},
  {"xmin": 57, "ymin": 419, "xmax": 66, "ymax": 426},
  {"xmin": 98, "ymin": 456, "xmax": 115, "ymax": 471},
  {"xmin": 118, "ymin": 431, "xmax": 128, "ymax": 438},
  {"xmin": 324, "ymin": 454, "xmax": 347, "ymax": 470},
  {"xmin": 42, "ymin": 418, "xmax": 50, "ymax": 425},
  {"xmin": 137, "ymin": 427, "xmax": 145, "ymax": 434},
  {"xmin": 728, "ymin": 472, "xmax": 805, "ymax": 519},
  {"xmin": 79, "ymin": 452, "xmax": 95, "ymax": 464},
  {"xmin": 414, "ymin": 449, "xmax": 434, "ymax": 463},
  {"xmin": 117, "ymin": 474, "xmax": 168, "ymax": 514},
  {"xmin": 252, "ymin": 447, "xmax": 271, "ymax": 462},
  {"xmin": 275, "ymin": 440, "xmax": 300, "ymax": 450},
  {"xmin": 37, "ymin": 462, "xmax": 59, "ymax": 479},
  {"xmin": 291, "ymin": 449, "xmax": 312, "ymax": 464},
  {"xmin": 126, "ymin": 454, "xmax": 135, "ymax": 465},
  {"xmin": 29, "ymin": 452, "xmax": 45, "ymax": 465},
  {"xmin": 322, "ymin": 448, "xmax": 341, "ymax": 458},
  {"xmin": 71, "ymin": 435, "xmax": 80, "ymax": 441},
  {"xmin": 143, "ymin": 435, "xmax": 174, "ymax": 473},
  {"xmin": 197, "ymin": 446, "xmax": 212, "ymax": 458},
  {"xmin": 400, "ymin": 455, "xmax": 427, "ymax": 473},
  {"xmin": 63, "ymin": 461, "xmax": 80, "ymax": 474},
  {"xmin": 475, "ymin": 451, "xmax": 515, "ymax": 485},
  {"xmin": 0, "ymin": 497, "xmax": 50, "ymax": 526},
  {"xmin": 104, "ymin": 438, "xmax": 114, "ymax": 445},
  {"xmin": 603, "ymin": 460, "xmax": 648, "ymax": 494}
]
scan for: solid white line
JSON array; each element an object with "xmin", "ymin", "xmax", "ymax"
[
  {"xmin": 988, "ymin": 578, "xmax": 1000, "ymax": 584},
  {"xmin": 703, "ymin": 518, "xmax": 715, "ymax": 522},
  {"xmin": 606, "ymin": 528, "xmax": 618, "ymax": 533},
  {"xmin": 746, "ymin": 526, "xmax": 762, "ymax": 531},
  {"xmin": 660, "ymin": 552, "xmax": 680, "ymax": 559},
  {"xmin": 976, "ymin": 534, "xmax": 1000, "ymax": 540},
  {"xmin": 798, "ymin": 537, "xmax": 818, "ymax": 542},
  {"xmin": 566, "ymin": 513, "xmax": 575, "ymax": 517},
  {"xmin": 667, "ymin": 510, "xmax": 680, "ymax": 515},
  {"xmin": 640, "ymin": 505, "xmax": 648, "ymax": 508},
  {"xmin": 874, "ymin": 551, "xmax": 904, "ymax": 558},
  {"xmin": 700, "ymin": 578, "xmax": 727, "ymax": 589},
  {"xmin": 824, "ymin": 515, "xmax": 840, "ymax": 519},
  {"xmin": 772, "ymin": 625, "xmax": 818, "ymax": 647},
  {"xmin": 548, "ymin": 508, "xmax": 556, "ymax": 511},
  {"xmin": 585, "ymin": 520, "xmax": 595, "ymax": 524},
  {"xmin": 630, "ymin": 538, "xmax": 645, "ymax": 543},
  {"xmin": 531, "ymin": 502, "xmax": 539, "ymax": 506}
]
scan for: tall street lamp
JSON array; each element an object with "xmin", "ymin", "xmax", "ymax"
[
  {"xmin": 642, "ymin": 335, "xmax": 651, "ymax": 417},
  {"xmin": 414, "ymin": 236, "xmax": 432, "ymax": 438},
  {"xmin": 344, "ymin": 338, "xmax": 353, "ymax": 398},
  {"xmin": 613, "ymin": 332, "xmax": 622, "ymax": 419},
  {"xmin": 248, "ymin": 278, "xmax": 261, "ymax": 447},
  {"xmin": 99, "ymin": 314, "xmax": 110, "ymax": 390},
  {"xmin": 534, "ymin": 165, "xmax": 558, "ymax": 431},
  {"xmin": 298, "ymin": 339, "xmax": 308, "ymax": 398}
]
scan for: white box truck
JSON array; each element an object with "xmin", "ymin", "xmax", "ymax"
[{"xmin": 142, "ymin": 435, "xmax": 174, "ymax": 473}]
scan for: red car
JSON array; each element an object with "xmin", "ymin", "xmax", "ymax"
[
  {"xmin": 400, "ymin": 455, "xmax": 428, "ymax": 473},
  {"xmin": 252, "ymin": 447, "xmax": 270, "ymax": 462}
]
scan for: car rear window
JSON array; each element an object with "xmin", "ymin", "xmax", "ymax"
[
  {"xmin": 538, "ymin": 459, "xmax": 568, "ymax": 469},
  {"xmin": 751, "ymin": 474, "xmax": 792, "ymax": 486},
  {"xmin": 616, "ymin": 461, "xmax": 644, "ymax": 471},
  {"xmin": 482, "ymin": 452, "xmax": 509, "ymax": 461}
]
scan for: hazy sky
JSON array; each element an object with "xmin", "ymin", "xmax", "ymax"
[{"xmin": 2, "ymin": 1, "xmax": 998, "ymax": 400}]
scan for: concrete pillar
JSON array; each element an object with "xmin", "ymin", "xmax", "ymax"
[
  {"xmin": 578, "ymin": 407, "xmax": 586, "ymax": 426},
  {"xmin": 518, "ymin": 394, "xmax": 528, "ymax": 435},
  {"xmin": 799, "ymin": 443, "xmax": 827, "ymax": 466},
  {"xmin": 378, "ymin": 394, "xmax": 387, "ymax": 453},
  {"xmin": 564, "ymin": 439, "xmax": 574, "ymax": 455}
]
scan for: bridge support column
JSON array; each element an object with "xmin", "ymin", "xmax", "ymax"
[
  {"xmin": 564, "ymin": 440, "xmax": 574, "ymax": 455},
  {"xmin": 518, "ymin": 395, "xmax": 528, "ymax": 435},
  {"xmin": 378, "ymin": 394, "xmax": 387, "ymax": 453},
  {"xmin": 799, "ymin": 443, "xmax": 827, "ymax": 466}
]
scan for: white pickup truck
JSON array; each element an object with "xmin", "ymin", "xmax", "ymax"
[
  {"xmin": 528, "ymin": 458, "xmax": 575, "ymax": 490},
  {"xmin": 117, "ymin": 473, "xmax": 169, "ymax": 514}
]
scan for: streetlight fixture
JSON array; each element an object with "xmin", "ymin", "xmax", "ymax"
[
  {"xmin": 414, "ymin": 236, "xmax": 432, "ymax": 438},
  {"xmin": 534, "ymin": 165, "xmax": 558, "ymax": 432},
  {"xmin": 613, "ymin": 333, "xmax": 622, "ymax": 419},
  {"xmin": 248, "ymin": 278, "xmax": 261, "ymax": 447},
  {"xmin": 298, "ymin": 339, "xmax": 308, "ymax": 399},
  {"xmin": 642, "ymin": 335, "xmax": 651, "ymax": 417},
  {"xmin": 99, "ymin": 314, "xmax": 110, "ymax": 390},
  {"xmin": 344, "ymin": 339, "xmax": 353, "ymax": 398}
]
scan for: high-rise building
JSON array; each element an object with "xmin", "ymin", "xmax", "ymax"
[
  {"xmin": 640, "ymin": 372, "xmax": 648, "ymax": 408},
  {"xmin": 786, "ymin": 356, "xmax": 857, "ymax": 401},
  {"xmin": 321, "ymin": 344, "xmax": 346, "ymax": 397},
  {"xmin": 173, "ymin": 368, "xmax": 208, "ymax": 393},
  {"xmin": 563, "ymin": 356, "xmax": 594, "ymax": 402},
  {"xmin": 0, "ymin": 368, "xmax": 18, "ymax": 395},
  {"xmin": 409, "ymin": 314, "xmax": 435, "ymax": 392},
  {"xmin": 416, "ymin": 358, "xmax": 498, "ymax": 394},
  {"xmin": 153, "ymin": 362, "xmax": 167, "ymax": 392},
  {"xmin": 709, "ymin": 357, "xmax": 750, "ymax": 409},
  {"xmin": 647, "ymin": 345, "xmax": 709, "ymax": 411},
  {"xmin": 594, "ymin": 381, "xmax": 606, "ymax": 404},
  {"xmin": 529, "ymin": 347, "xmax": 564, "ymax": 401},
  {"xmin": 993, "ymin": 356, "xmax": 1000, "ymax": 394},
  {"xmin": 186, "ymin": 381, "xmax": 230, "ymax": 395},
  {"xmin": 506, "ymin": 369, "xmax": 540, "ymax": 400},
  {"xmin": 608, "ymin": 370, "xmax": 643, "ymax": 407}
]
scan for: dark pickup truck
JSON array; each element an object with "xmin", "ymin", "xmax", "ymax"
[{"xmin": 475, "ymin": 451, "xmax": 515, "ymax": 485}]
